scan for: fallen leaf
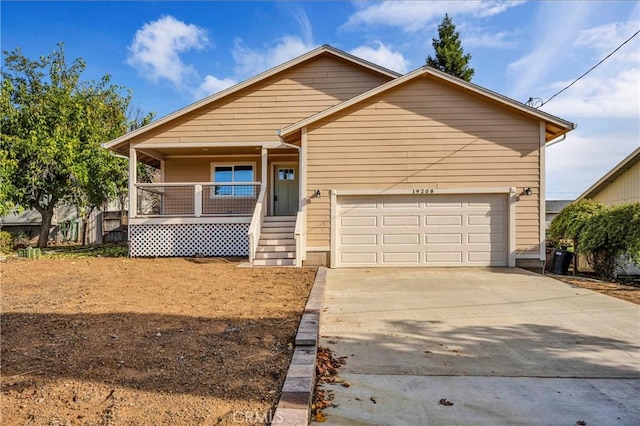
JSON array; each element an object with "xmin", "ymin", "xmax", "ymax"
[
  {"xmin": 314, "ymin": 412, "xmax": 326, "ymax": 422},
  {"xmin": 439, "ymin": 398, "xmax": 454, "ymax": 406}
]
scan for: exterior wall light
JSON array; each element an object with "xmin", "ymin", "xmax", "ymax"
[
  {"xmin": 523, "ymin": 187, "xmax": 533, "ymax": 196},
  {"xmin": 314, "ymin": 189, "xmax": 322, "ymax": 198}
]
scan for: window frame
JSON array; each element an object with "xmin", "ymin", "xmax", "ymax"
[{"xmin": 210, "ymin": 162, "xmax": 257, "ymax": 198}]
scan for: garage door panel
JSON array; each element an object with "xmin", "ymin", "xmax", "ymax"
[
  {"xmin": 468, "ymin": 233, "xmax": 505, "ymax": 244},
  {"xmin": 426, "ymin": 252, "xmax": 463, "ymax": 263},
  {"xmin": 341, "ymin": 252, "xmax": 377, "ymax": 264},
  {"xmin": 381, "ymin": 201, "xmax": 420, "ymax": 209},
  {"xmin": 426, "ymin": 234, "xmax": 463, "ymax": 244},
  {"xmin": 383, "ymin": 252, "xmax": 420, "ymax": 263},
  {"xmin": 341, "ymin": 216, "xmax": 377, "ymax": 227},
  {"xmin": 383, "ymin": 234, "xmax": 420, "ymax": 245},
  {"xmin": 341, "ymin": 234, "xmax": 377, "ymax": 245},
  {"xmin": 382, "ymin": 215, "xmax": 420, "ymax": 226},
  {"xmin": 336, "ymin": 193, "xmax": 508, "ymax": 267},
  {"xmin": 425, "ymin": 201, "xmax": 463, "ymax": 208},
  {"xmin": 468, "ymin": 252, "xmax": 506, "ymax": 263},
  {"xmin": 426, "ymin": 215, "xmax": 462, "ymax": 226}
]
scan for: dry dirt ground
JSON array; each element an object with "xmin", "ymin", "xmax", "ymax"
[
  {"xmin": 1, "ymin": 257, "xmax": 316, "ymax": 425},
  {"xmin": 550, "ymin": 274, "xmax": 640, "ymax": 305}
]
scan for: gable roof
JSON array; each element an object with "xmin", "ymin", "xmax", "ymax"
[
  {"xmin": 577, "ymin": 146, "xmax": 640, "ymax": 200},
  {"xmin": 104, "ymin": 45, "xmax": 400, "ymax": 153},
  {"xmin": 279, "ymin": 65, "xmax": 575, "ymax": 142}
]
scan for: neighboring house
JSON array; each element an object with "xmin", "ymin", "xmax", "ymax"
[
  {"xmin": 577, "ymin": 146, "xmax": 640, "ymax": 276},
  {"xmin": 104, "ymin": 45, "xmax": 575, "ymax": 267},
  {"xmin": 0, "ymin": 205, "xmax": 79, "ymax": 242},
  {"xmin": 545, "ymin": 200, "xmax": 573, "ymax": 233},
  {"xmin": 577, "ymin": 146, "xmax": 640, "ymax": 206}
]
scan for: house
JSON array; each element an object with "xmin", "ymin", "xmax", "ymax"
[
  {"xmin": 545, "ymin": 199, "xmax": 572, "ymax": 233},
  {"xmin": 577, "ymin": 146, "xmax": 639, "ymax": 206},
  {"xmin": 104, "ymin": 45, "xmax": 575, "ymax": 267}
]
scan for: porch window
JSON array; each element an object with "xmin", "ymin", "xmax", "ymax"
[{"xmin": 212, "ymin": 164, "xmax": 254, "ymax": 196}]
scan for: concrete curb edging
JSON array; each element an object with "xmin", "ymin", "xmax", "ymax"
[{"xmin": 272, "ymin": 267, "xmax": 327, "ymax": 425}]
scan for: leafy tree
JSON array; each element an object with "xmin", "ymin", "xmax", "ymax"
[
  {"xmin": 1, "ymin": 44, "xmax": 151, "ymax": 247},
  {"xmin": 426, "ymin": 14, "xmax": 474, "ymax": 82}
]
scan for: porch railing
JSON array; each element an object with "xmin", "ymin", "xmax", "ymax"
[
  {"xmin": 248, "ymin": 185, "xmax": 267, "ymax": 263},
  {"xmin": 136, "ymin": 182, "xmax": 261, "ymax": 217}
]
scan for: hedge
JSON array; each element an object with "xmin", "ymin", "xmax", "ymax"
[{"xmin": 549, "ymin": 200, "xmax": 640, "ymax": 280}]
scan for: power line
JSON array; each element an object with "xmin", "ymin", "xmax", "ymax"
[{"xmin": 528, "ymin": 28, "xmax": 640, "ymax": 108}]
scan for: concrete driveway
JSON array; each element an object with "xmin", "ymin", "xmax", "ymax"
[{"xmin": 317, "ymin": 268, "xmax": 640, "ymax": 425}]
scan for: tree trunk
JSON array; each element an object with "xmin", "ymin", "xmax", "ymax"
[
  {"xmin": 34, "ymin": 206, "xmax": 54, "ymax": 248},
  {"xmin": 81, "ymin": 206, "xmax": 94, "ymax": 246}
]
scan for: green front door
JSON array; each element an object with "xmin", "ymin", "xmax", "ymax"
[{"xmin": 274, "ymin": 165, "xmax": 299, "ymax": 216}]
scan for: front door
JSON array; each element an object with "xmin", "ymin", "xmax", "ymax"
[{"xmin": 274, "ymin": 164, "xmax": 299, "ymax": 216}]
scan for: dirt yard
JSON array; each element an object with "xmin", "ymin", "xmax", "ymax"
[
  {"xmin": 553, "ymin": 274, "xmax": 640, "ymax": 305},
  {"xmin": 1, "ymin": 257, "xmax": 316, "ymax": 425}
]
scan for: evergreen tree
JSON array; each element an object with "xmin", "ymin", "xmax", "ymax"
[{"xmin": 426, "ymin": 14, "xmax": 474, "ymax": 82}]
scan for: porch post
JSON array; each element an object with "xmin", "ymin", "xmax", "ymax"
[
  {"xmin": 129, "ymin": 146, "xmax": 137, "ymax": 218},
  {"xmin": 194, "ymin": 185, "xmax": 203, "ymax": 217},
  {"xmin": 261, "ymin": 147, "xmax": 268, "ymax": 190}
]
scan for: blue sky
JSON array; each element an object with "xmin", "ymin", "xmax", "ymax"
[{"xmin": 2, "ymin": 1, "xmax": 639, "ymax": 199}]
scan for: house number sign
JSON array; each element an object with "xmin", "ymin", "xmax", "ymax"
[{"xmin": 412, "ymin": 189, "xmax": 435, "ymax": 194}]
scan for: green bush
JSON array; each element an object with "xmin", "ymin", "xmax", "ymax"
[
  {"xmin": 579, "ymin": 202, "xmax": 640, "ymax": 280},
  {"xmin": 0, "ymin": 230, "xmax": 13, "ymax": 252},
  {"xmin": 548, "ymin": 199, "xmax": 606, "ymax": 248}
]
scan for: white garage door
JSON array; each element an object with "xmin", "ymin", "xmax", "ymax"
[{"xmin": 336, "ymin": 193, "xmax": 508, "ymax": 267}]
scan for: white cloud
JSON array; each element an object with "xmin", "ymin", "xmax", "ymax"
[
  {"xmin": 193, "ymin": 75, "xmax": 238, "ymax": 100},
  {"xmin": 506, "ymin": 2, "xmax": 594, "ymax": 100},
  {"xmin": 575, "ymin": 20, "xmax": 640, "ymax": 63},
  {"xmin": 127, "ymin": 15, "xmax": 209, "ymax": 89},
  {"xmin": 541, "ymin": 68, "xmax": 639, "ymax": 119},
  {"xmin": 343, "ymin": 1, "xmax": 524, "ymax": 32},
  {"xmin": 546, "ymin": 131, "xmax": 639, "ymax": 199},
  {"xmin": 350, "ymin": 41, "xmax": 410, "ymax": 74},
  {"xmin": 232, "ymin": 36, "xmax": 316, "ymax": 79},
  {"xmin": 462, "ymin": 28, "xmax": 519, "ymax": 49}
]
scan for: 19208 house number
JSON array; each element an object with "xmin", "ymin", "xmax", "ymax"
[{"xmin": 412, "ymin": 189, "xmax": 435, "ymax": 194}]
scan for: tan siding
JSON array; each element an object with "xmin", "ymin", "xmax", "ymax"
[
  {"xmin": 131, "ymin": 55, "xmax": 392, "ymax": 145},
  {"xmin": 592, "ymin": 161, "xmax": 640, "ymax": 206},
  {"xmin": 164, "ymin": 156, "xmax": 262, "ymax": 183},
  {"xmin": 305, "ymin": 75, "xmax": 542, "ymax": 255}
]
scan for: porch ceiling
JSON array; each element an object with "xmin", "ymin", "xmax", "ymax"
[{"xmin": 134, "ymin": 144, "xmax": 300, "ymax": 165}]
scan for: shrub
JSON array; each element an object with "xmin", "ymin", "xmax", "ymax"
[
  {"xmin": 579, "ymin": 202, "xmax": 640, "ymax": 280},
  {"xmin": 548, "ymin": 199, "xmax": 606, "ymax": 248},
  {"xmin": 0, "ymin": 230, "xmax": 13, "ymax": 252}
]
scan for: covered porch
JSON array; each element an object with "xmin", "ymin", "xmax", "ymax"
[{"xmin": 126, "ymin": 141, "xmax": 306, "ymax": 265}]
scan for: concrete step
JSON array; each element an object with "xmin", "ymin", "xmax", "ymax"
[
  {"xmin": 265, "ymin": 216, "xmax": 296, "ymax": 222},
  {"xmin": 253, "ymin": 258, "xmax": 295, "ymax": 266},
  {"xmin": 260, "ymin": 232, "xmax": 294, "ymax": 239},
  {"xmin": 255, "ymin": 251, "xmax": 295, "ymax": 260},
  {"xmin": 257, "ymin": 245, "xmax": 296, "ymax": 252},
  {"xmin": 259, "ymin": 238, "xmax": 295, "ymax": 246},
  {"xmin": 260, "ymin": 226, "xmax": 295, "ymax": 233}
]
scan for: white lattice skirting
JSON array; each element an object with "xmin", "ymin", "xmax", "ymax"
[{"xmin": 130, "ymin": 223, "xmax": 249, "ymax": 257}]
